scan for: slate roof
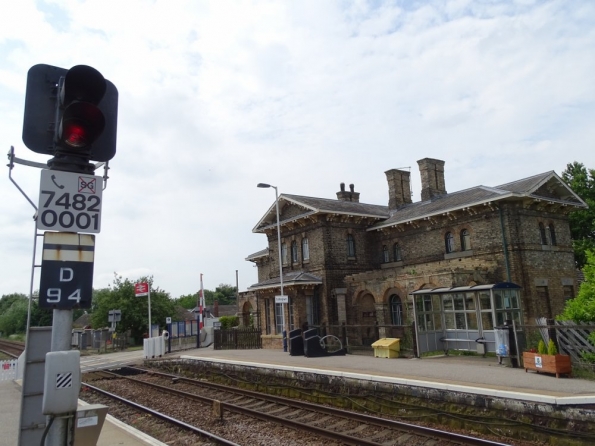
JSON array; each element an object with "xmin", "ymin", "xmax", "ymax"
[
  {"xmin": 371, "ymin": 171, "xmax": 586, "ymax": 231},
  {"xmin": 248, "ymin": 271, "xmax": 323, "ymax": 291},
  {"xmin": 245, "ymin": 248, "xmax": 269, "ymax": 261},
  {"xmin": 253, "ymin": 194, "xmax": 388, "ymax": 233}
]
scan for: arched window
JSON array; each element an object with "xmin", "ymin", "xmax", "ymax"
[
  {"xmin": 281, "ymin": 243, "xmax": 288, "ymax": 264},
  {"xmin": 291, "ymin": 240, "xmax": 298, "ymax": 263},
  {"xmin": 389, "ymin": 295, "xmax": 403, "ymax": 325},
  {"xmin": 460, "ymin": 229, "xmax": 471, "ymax": 251},
  {"xmin": 393, "ymin": 243, "xmax": 402, "ymax": 261},
  {"xmin": 347, "ymin": 234, "xmax": 356, "ymax": 257},
  {"xmin": 548, "ymin": 224, "xmax": 557, "ymax": 246},
  {"xmin": 445, "ymin": 232, "xmax": 454, "ymax": 253},
  {"xmin": 302, "ymin": 238, "xmax": 310, "ymax": 260},
  {"xmin": 539, "ymin": 223, "xmax": 548, "ymax": 245},
  {"xmin": 382, "ymin": 245, "xmax": 389, "ymax": 263}
]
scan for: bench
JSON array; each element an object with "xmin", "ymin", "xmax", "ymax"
[{"xmin": 439, "ymin": 337, "xmax": 493, "ymax": 356}]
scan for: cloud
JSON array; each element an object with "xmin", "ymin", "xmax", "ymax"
[{"xmin": 1, "ymin": 0, "xmax": 594, "ymax": 299}]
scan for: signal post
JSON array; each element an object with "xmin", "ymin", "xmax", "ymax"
[{"xmin": 18, "ymin": 63, "xmax": 118, "ymax": 445}]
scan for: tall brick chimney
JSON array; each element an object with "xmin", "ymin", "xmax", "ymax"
[
  {"xmin": 417, "ymin": 158, "xmax": 446, "ymax": 201},
  {"xmin": 385, "ymin": 169, "xmax": 412, "ymax": 210},
  {"xmin": 336, "ymin": 183, "xmax": 360, "ymax": 202}
]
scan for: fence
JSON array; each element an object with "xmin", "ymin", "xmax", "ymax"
[
  {"xmin": 519, "ymin": 320, "xmax": 595, "ymax": 369},
  {"xmin": 0, "ymin": 359, "xmax": 18, "ymax": 381},
  {"xmin": 214, "ymin": 328, "xmax": 262, "ymax": 350}
]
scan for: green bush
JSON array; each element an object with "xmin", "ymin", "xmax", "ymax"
[
  {"xmin": 537, "ymin": 340, "xmax": 546, "ymax": 355},
  {"xmin": 547, "ymin": 339, "xmax": 558, "ymax": 355},
  {"xmin": 219, "ymin": 315, "xmax": 239, "ymax": 330}
]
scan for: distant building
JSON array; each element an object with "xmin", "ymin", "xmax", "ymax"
[{"xmin": 241, "ymin": 158, "xmax": 586, "ymax": 350}]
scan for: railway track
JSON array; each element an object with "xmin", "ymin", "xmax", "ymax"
[
  {"xmin": 0, "ymin": 339, "xmax": 25, "ymax": 358},
  {"xmin": 83, "ymin": 366, "xmax": 510, "ymax": 446}
]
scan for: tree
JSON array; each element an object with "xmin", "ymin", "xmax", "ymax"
[
  {"xmin": 0, "ymin": 294, "xmax": 28, "ymax": 336},
  {"xmin": 558, "ymin": 249, "xmax": 595, "ymax": 323},
  {"xmin": 561, "ymin": 162, "xmax": 595, "ymax": 268},
  {"xmin": 91, "ymin": 274, "xmax": 176, "ymax": 342},
  {"xmin": 211, "ymin": 284, "xmax": 237, "ymax": 305}
]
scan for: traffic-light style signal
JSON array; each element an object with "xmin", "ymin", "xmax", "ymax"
[{"xmin": 22, "ymin": 64, "xmax": 118, "ymax": 172}]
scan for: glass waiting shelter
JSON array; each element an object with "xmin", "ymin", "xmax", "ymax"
[{"xmin": 410, "ymin": 283, "xmax": 522, "ymax": 356}]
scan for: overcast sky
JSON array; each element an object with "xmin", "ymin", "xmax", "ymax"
[{"xmin": 1, "ymin": 0, "xmax": 594, "ymax": 300}]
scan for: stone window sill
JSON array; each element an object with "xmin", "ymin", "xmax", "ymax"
[
  {"xmin": 444, "ymin": 250, "xmax": 474, "ymax": 260},
  {"xmin": 381, "ymin": 261, "xmax": 404, "ymax": 269}
]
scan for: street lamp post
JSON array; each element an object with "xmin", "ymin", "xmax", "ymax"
[{"xmin": 257, "ymin": 183, "xmax": 287, "ymax": 351}]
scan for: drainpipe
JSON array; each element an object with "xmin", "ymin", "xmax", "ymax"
[{"xmin": 498, "ymin": 205, "xmax": 512, "ymax": 282}]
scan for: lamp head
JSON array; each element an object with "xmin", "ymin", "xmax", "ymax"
[{"xmin": 257, "ymin": 183, "xmax": 271, "ymax": 188}]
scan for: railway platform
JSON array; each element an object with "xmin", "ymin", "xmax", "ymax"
[{"xmin": 178, "ymin": 346, "xmax": 595, "ymax": 405}]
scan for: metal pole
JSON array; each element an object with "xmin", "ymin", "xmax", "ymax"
[
  {"xmin": 273, "ymin": 186, "xmax": 287, "ymax": 342},
  {"xmin": 148, "ymin": 288, "xmax": 152, "ymax": 338}
]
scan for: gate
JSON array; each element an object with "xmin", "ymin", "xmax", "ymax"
[{"xmin": 214, "ymin": 328, "xmax": 262, "ymax": 350}]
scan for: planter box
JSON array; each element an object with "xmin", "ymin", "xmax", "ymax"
[{"xmin": 523, "ymin": 352, "xmax": 572, "ymax": 378}]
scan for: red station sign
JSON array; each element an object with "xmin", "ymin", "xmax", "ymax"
[{"xmin": 135, "ymin": 282, "xmax": 149, "ymax": 297}]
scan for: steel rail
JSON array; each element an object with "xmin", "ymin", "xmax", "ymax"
[
  {"xmin": 103, "ymin": 367, "xmax": 510, "ymax": 446},
  {"xmin": 81, "ymin": 382, "xmax": 240, "ymax": 446},
  {"xmin": 128, "ymin": 366, "xmax": 510, "ymax": 446}
]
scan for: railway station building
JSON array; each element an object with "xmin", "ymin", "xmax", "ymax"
[{"xmin": 241, "ymin": 158, "xmax": 586, "ymax": 351}]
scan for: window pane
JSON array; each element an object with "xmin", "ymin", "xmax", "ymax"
[
  {"xmin": 425, "ymin": 314, "xmax": 434, "ymax": 331},
  {"xmin": 481, "ymin": 312, "xmax": 494, "ymax": 330},
  {"xmin": 494, "ymin": 292, "xmax": 503, "ymax": 309},
  {"xmin": 444, "ymin": 313, "xmax": 455, "ymax": 329},
  {"xmin": 465, "ymin": 293, "xmax": 476, "ymax": 310},
  {"xmin": 432, "ymin": 295, "xmax": 441, "ymax": 312},
  {"xmin": 417, "ymin": 314, "xmax": 426, "ymax": 332},
  {"xmin": 466, "ymin": 313, "xmax": 478, "ymax": 330},
  {"xmin": 455, "ymin": 313, "xmax": 466, "ymax": 329},
  {"xmin": 443, "ymin": 295, "xmax": 453, "ymax": 311},
  {"xmin": 479, "ymin": 292, "xmax": 491, "ymax": 310},
  {"xmin": 433, "ymin": 314, "xmax": 443, "ymax": 331},
  {"xmin": 511, "ymin": 291, "xmax": 519, "ymax": 309},
  {"xmin": 454, "ymin": 294, "xmax": 464, "ymax": 311},
  {"xmin": 302, "ymin": 238, "xmax": 309, "ymax": 260},
  {"xmin": 415, "ymin": 297, "xmax": 425, "ymax": 312},
  {"xmin": 423, "ymin": 296, "xmax": 432, "ymax": 312}
]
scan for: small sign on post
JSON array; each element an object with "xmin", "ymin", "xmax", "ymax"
[
  {"xmin": 134, "ymin": 282, "xmax": 149, "ymax": 297},
  {"xmin": 275, "ymin": 295, "xmax": 288, "ymax": 304}
]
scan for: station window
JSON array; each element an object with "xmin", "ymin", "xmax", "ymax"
[
  {"xmin": 539, "ymin": 223, "xmax": 548, "ymax": 245},
  {"xmin": 445, "ymin": 232, "xmax": 455, "ymax": 253},
  {"xmin": 291, "ymin": 241, "xmax": 298, "ymax": 263},
  {"xmin": 382, "ymin": 245, "xmax": 389, "ymax": 263},
  {"xmin": 302, "ymin": 238, "xmax": 310, "ymax": 261},
  {"xmin": 347, "ymin": 234, "xmax": 356, "ymax": 257},
  {"xmin": 460, "ymin": 229, "xmax": 471, "ymax": 251},
  {"xmin": 281, "ymin": 243, "xmax": 288, "ymax": 265},
  {"xmin": 393, "ymin": 243, "xmax": 402, "ymax": 261},
  {"xmin": 389, "ymin": 295, "xmax": 403, "ymax": 326},
  {"xmin": 548, "ymin": 224, "xmax": 557, "ymax": 246}
]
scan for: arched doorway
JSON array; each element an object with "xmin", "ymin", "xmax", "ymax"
[
  {"xmin": 242, "ymin": 301, "xmax": 253, "ymax": 327},
  {"xmin": 358, "ymin": 293, "xmax": 376, "ymax": 346}
]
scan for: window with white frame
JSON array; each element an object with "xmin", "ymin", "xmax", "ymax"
[
  {"xmin": 281, "ymin": 242, "xmax": 288, "ymax": 264},
  {"xmin": 460, "ymin": 229, "xmax": 471, "ymax": 251},
  {"xmin": 275, "ymin": 302, "xmax": 284, "ymax": 334},
  {"xmin": 302, "ymin": 238, "xmax": 310, "ymax": 260},
  {"xmin": 389, "ymin": 295, "xmax": 403, "ymax": 325},
  {"xmin": 291, "ymin": 240, "xmax": 298, "ymax": 263}
]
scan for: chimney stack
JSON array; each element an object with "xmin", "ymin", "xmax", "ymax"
[
  {"xmin": 336, "ymin": 183, "xmax": 360, "ymax": 202},
  {"xmin": 418, "ymin": 158, "xmax": 446, "ymax": 201},
  {"xmin": 385, "ymin": 169, "xmax": 412, "ymax": 210}
]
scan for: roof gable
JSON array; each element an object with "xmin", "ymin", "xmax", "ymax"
[{"xmin": 253, "ymin": 194, "xmax": 388, "ymax": 233}]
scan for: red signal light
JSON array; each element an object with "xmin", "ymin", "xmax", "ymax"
[{"xmin": 62, "ymin": 120, "xmax": 88, "ymax": 147}]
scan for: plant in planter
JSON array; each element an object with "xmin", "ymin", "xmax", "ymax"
[{"xmin": 523, "ymin": 339, "xmax": 572, "ymax": 378}]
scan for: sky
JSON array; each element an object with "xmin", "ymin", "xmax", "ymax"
[{"xmin": 1, "ymin": 0, "xmax": 594, "ymax": 300}]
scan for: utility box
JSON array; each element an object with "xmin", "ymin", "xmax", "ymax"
[
  {"xmin": 42, "ymin": 351, "xmax": 81, "ymax": 415},
  {"xmin": 371, "ymin": 338, "xmax": 400, "ymax": 358},
  {"xmin": 74, "ymin": 404, "xmax": 108, "ymax": 446}
]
